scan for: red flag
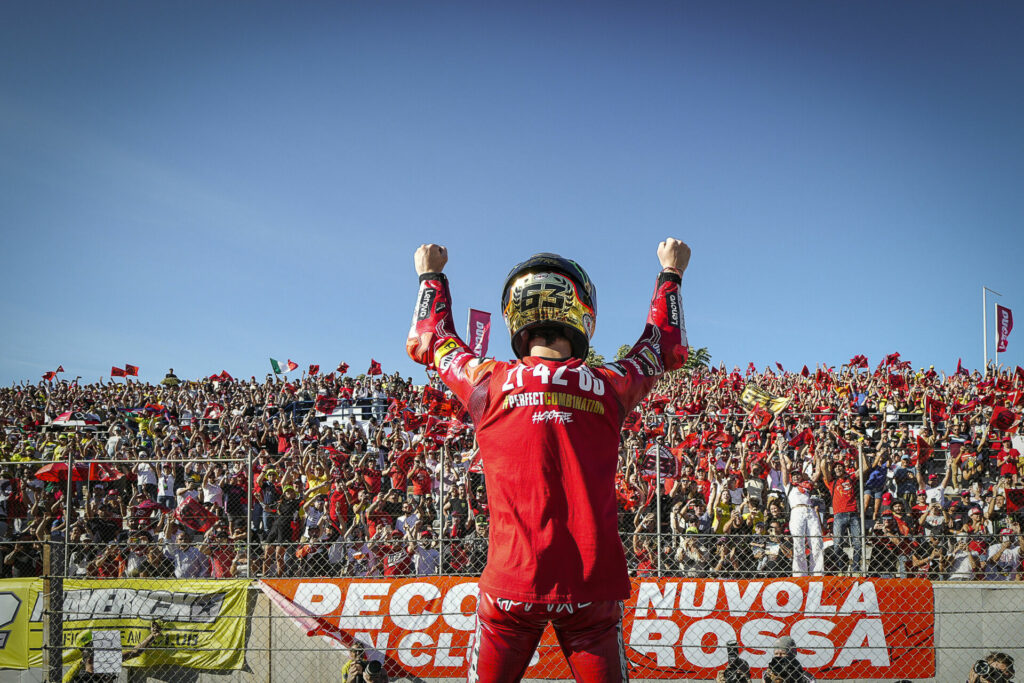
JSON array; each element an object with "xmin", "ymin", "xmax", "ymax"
[
  {"xmin": 368, "ymin": 359, "xmax": 383, "ymax": 375},
  {"xmin": 746, "ymin": 362, "xmax": 756, "ymax": 376},
  {"xmin": 1005, "ymin": 488, "xmax": 1024, "ymax": 513},
  {"xmin": 467, "ymin": 309, "xmax": 492, "ymax": 358},
  {"xmin": 623, "ymin": 411, "xmax": 643, "ymax": 433},
  {"xmin": 914, "ymin": 435, "xmax": 933, "ymax": 466},
  {"xmin": 849, "ymin": 355, "xmax": 869, "ymax": 368},
  {"xmin": 124, "ymin": 364, "xmax": 139, "ymax": 376},
  {"xmin": 788, "ymin": 428, "xmax": 814, "ymax": 448},
  {"xmin": 175, "ymin": 497, "xmax": 218, "ymax": 533},
  {"xmin": 315, "ymin": 395, "xmax": 338, "ymax": 414},
  {"xmin": 42, "ymin": 371, "xmax": 56, "ymax": 380},
  {"xmin": 884, "ymin": 352, "xmax": 901, "ymax": 366},
  {"xmin": 337, "ymin": 362, "xmax": 349, "ymax": 374},
  {"xmin": 990, "ymin": 406, "xmax": 1019, "ymax": 432},
  {"xmin": 800, "ymin": 365, "xmax": 810, "ymax": 377},
  {"xmin": 956, "ymin": 358, "xmax": 969, "ymax": 376},
  {"xmin": 749, "ymin": 405, "xmax": 773, "ymax": 430},
  {"xmin": 220, "ymin": 370, "xmax": 233, "ymax": 381},
  {"xmin": 88, "ymin": 461, "xmax": 124, "ymax": 482},
  {"xmin": 284, "ymin": 360, "xmax": 298, "ymax": 372},
  {"xmin": 1016, "ymin": 366, "xmax": 1024, "ymax": 381},
  {"xmin": 997, "ymin": 305, "xmax": 1013, "ymax": 352},
  {"xmin": 775, "ymin": 362, "xmax": 784, "ymax": 372},
  {"xmin": 56, "ymin": 365, "xmax": 65, "ymax": 373},
  {"xmin": 888, "ymin": 374, "xmax": 908, "ymax": 391},
  {"xmin": 308, "ymin": 364, "xmax": 320, "ymax": 376},
  {"xmin": 111, "ymin": 366, "xmax": 127, "ymax": 377},
  {"xmin": 924, "ymin": 396, "xmax": 948, "ymax": 420}
]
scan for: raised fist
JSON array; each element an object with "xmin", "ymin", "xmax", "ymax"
[
  {"xmin": 658, "ymin": 238, "xmax": 691, "ymax": 274},
  {"xmin": 415, "ymin": 244, "xmax": 448, "ymax": 276}
]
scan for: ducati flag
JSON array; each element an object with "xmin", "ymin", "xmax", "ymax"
[
  {"xmin": 42, "ymin": 371, "xmax": 56, "ymax": 381},
  {"xmin": 110, "ymin": 366, "xmax": 127, "ymax": 377},
  {"xmin": 368, "ymin": 359, "xmax": 383, "ymax": 375},
  {"xmin": 467, "ymin": 309, "xmax": 491, "ymax": 358},
  {"xmin": 849, "ymin": 355, "xmax": 869, "ymax": 368},
  {"xmin": 308, "ymin": 364, "xmax": 320, "ymax": 376},
  {"xmin": 337, "ymin": 362, "xmax": 349, "ymax": 374},
  {"xmin": 124, "ymin": 364, "xmax": 139, "ymax": 376},
  {"xmin": 997, "ymin": 305, "xmax": 1014, "ymax": 352},
  {"xmin": 56, "ymin": 365, "xmax": 65, "ymax": 373}
]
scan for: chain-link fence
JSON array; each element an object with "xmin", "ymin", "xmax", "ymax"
[{"xmin": 4, "ymin": 406, "xmax": 1024, "ymax": 681}]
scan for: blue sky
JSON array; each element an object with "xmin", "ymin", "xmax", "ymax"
[{"xmin": 2, "ymin": 2, "xmax": 1022, "ymax": 385}]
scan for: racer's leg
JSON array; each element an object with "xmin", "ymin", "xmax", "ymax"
[
  {"xmin": 467, "ymin": 592, "xmax": 546, "ymax": 683},
  {"xmin": 552, "ymin": 601, "xmax": 628, "ymax": 683}
]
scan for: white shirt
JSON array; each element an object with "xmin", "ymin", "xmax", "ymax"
[
  {"xmin": 158, "ymin": 472, "xmax": 175, "ymax": 498},
  {"xmin": 137, "ymin": 463, "xmax": 157, "ymax": 488},
  {"xmin": 787, "ymin": 484, "xmax": 813, "ymax": 509},
  {"xmin": 202, "ymin": 482, "xmax": 224, "ymax": 509}
]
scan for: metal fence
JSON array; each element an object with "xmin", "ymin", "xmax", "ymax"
[{"xmin": 4, "ymin": 406, "xmax": 1023, "ymax": 681}]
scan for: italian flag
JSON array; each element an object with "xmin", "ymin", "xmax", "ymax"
[{"xmin": 270, "ymin": 358, "xmax": 298, "ymax": 374}]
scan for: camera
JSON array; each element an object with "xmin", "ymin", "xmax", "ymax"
[
  {"xmin": 721, "ymin": 641, "xmax": 750, "ymax": 683},
  {"xmin": 974, "ymin": 659, "xmax": 1011, "ymax": 683},
  {"xmin": 365, "ymin": 660, "xmax": 383, "ymax": 675}
]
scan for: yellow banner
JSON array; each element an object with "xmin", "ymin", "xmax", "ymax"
[
  {"xmin": 61, "ymin": 578, "xmax": 248, "ymax": 671},
  {"xmin": 0, "ymin": 578, "xmax": 44, "ymax": 670},
  {"xmin": 739, "ymin": 385, "xmax": 793, "ymax": 414}
]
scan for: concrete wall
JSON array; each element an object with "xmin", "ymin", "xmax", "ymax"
[{"xmin": 4, "ymin": 583, "xmax": 1022, "ymax": 683}]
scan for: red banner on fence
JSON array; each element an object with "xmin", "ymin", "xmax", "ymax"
[{"xmin": 260, "ymin": 576, "xmax": 934, "ymax": 680}]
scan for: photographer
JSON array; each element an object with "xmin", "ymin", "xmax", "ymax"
[
  {"xmin": 342, "ymin": 642, "xmax": 389, "ymax": 683},
  {"xmin": 967, "ymin": 651, "xmax": 1015, "ymax": 683},
  {"xmin": 763, "ymin": 636, "xmax": 814, "ymax": 683},
  {"xmin": 715, "ymin": 641, "xmax": 750, "ymax": 683}
]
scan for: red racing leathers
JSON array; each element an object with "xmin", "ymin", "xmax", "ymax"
[{"xmin": 407, "ymin": 268, "xmax": 688, "ymax": 604}]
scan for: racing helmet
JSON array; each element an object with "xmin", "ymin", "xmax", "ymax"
[{"xmin": 500, "ymin": 253, "xmax": 596, "ymax": 359}]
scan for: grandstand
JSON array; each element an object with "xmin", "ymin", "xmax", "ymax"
[{"xmin": 1, "ymin": 359, "xmax": 1022, "ymax": 681}]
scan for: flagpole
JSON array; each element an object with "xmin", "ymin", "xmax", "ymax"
[
  {"xmin": 984, "ymin": 287, "xmax": 1003, "ymax": 374},
  {"xmin": 995, "ymin": 300, "xmax": 1000, "ymax": 369}
]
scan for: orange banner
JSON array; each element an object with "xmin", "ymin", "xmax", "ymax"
[{"xmin": 260, "ymin": 576, "xmax": 934, "ymax": 679}]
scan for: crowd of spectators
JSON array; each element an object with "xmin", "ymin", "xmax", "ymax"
[{"xmin": 1, "ymin": 356, "xmax": 1022, "ymax": 583}]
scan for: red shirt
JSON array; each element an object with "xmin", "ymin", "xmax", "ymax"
[
  {"xmin": 359, "ymin": 467, "xmax": 382, "ymax": 495},
  {"xmin": 409, "ymin": 467, "xmax": 433, "ymax": 496},
  {"xmin": 408, "ymin": 269, "xmax": 687, "ymax": 603},
  {"xmin": 826, "ymin": 476, "xmax": 858, "ymax": 514},
  {"xmin": 380, "ymin": 544, "xmax": 414, "ymax": 576}
]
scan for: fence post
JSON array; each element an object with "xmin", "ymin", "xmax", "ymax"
[
  {"xmin": 247, "ymin": 449, "xmax": 253, "ymax": 576},
  {"xmin": 655, "ymin": 432, "xmax": 662, "ymax": 577},
  {"xmin": 47, "ymin": 542, "xmax": 64, "ymax": 683},
  {"xmin": 438, "ymin": 445, "xmax": 445, "ymax": 575}
]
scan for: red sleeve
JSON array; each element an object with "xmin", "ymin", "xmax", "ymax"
[
  {"xmin": 406, "ymin": 272, "xmax": 500, "ymax": 422},
  {"xmin": 595, "ymin": 270, "xmax": 689, "ymax": 416}
]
